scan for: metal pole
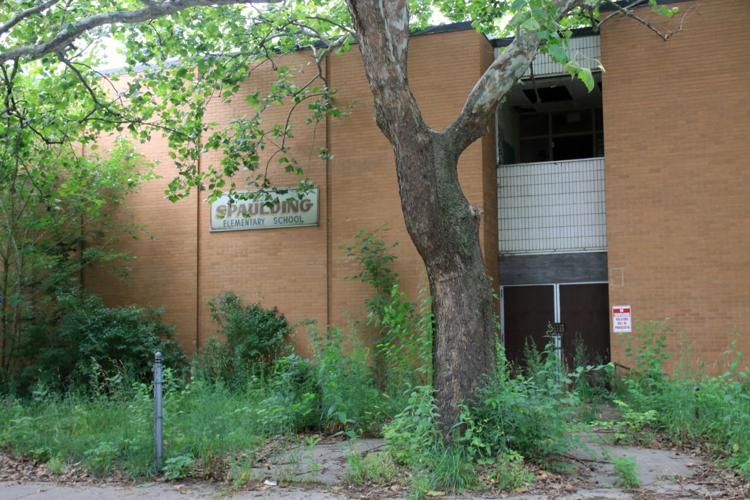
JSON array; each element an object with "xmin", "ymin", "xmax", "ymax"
[
  {"xmin": 552, "ymin": 285, "xmax": 564, "ymax": 368},
  {"xmin": 153, "ymin": 351, "xmax": 163, "ymax": 470}
]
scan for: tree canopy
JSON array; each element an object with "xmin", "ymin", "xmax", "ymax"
[{"xmin": 1, "ymin": 0, "xmax": 678, "ymax": 203}]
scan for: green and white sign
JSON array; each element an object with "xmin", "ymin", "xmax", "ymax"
[{"xmin": 210, "ymin": 188, "xmax": 319, "ymax": 232}]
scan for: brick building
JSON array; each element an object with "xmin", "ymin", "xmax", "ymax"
[{"xmin": 87, "ymin": 0, "xmax": 750, "ymax": 371}]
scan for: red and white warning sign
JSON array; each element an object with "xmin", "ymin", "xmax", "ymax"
[{"xmin": 612, "ymin": 305, "xmax": 632, "ymax": 333}]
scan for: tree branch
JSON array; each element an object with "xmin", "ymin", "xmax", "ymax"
[
  {"xmin": 600, "ymin": 0, "xmax": 695, "ymax": 41},
  {"xmin": 0, "ymin": 0, "xmax": 61, "ymax": 36},
  {"xmin": 345, "ymin": 0, "xmax": 426, "ymax": 143},
  {"xmin": 444, "ymin": 0, "xmax": 585, "ymax": 152},
  {"xmin": 0, "ymin": 0, "xmax": 278, "ymax": 64}
]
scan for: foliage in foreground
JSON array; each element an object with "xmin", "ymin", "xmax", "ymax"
[
  {"xmin": 0, "ymin": 372, "xmax": 301, "ymax": 478},
  {"xmin": 346, "ymin": 228, "xmax": 433, "ymax": 403},
  {"xmin": 612, "ymin": 321, "xmax": 750, "ymax": 475},
  {"xmin": 2, "ymin": 231, "xmax": 749, "ymax": 491},
  {"xmin": 0, "ymin": 136, "xmax": 152, "ymax": 383},
  {"xmin": 3, "ymin": 321, "xmax": 750, "ymax": 491},
  {"xmin": 383, "ymin": 341, "xmax": 581, "ymax": 497}
]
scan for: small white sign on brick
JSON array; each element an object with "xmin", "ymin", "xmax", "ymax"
[{"xmin": 612, "ymin": 305, "xmax": 632, "ymax": 334}]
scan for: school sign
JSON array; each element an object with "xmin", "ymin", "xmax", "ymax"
[{"xmin": 209, "ymin": 188, "xmax": 319, "ymax": 232}]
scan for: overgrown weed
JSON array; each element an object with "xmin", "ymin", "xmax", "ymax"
[{"xmin": 612, "ymin": 322, "xmax": 750, "ymax": 474}]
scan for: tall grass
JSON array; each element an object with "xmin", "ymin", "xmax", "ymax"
[
  {"xmin": 0, "ymin": 374, "xmax": 302, "ymax": 478},
  {"xmin": 614, "ymin": 322, "xmax": 750, "ymax": 474}
]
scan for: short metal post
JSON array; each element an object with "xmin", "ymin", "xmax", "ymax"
[
  {"xmin": 153, "ymin": 351, "xmax": 163, "ymax": 470},
  {"xmin": 553, "ymin": 334, "xmax": 561, "ymax": 362}
]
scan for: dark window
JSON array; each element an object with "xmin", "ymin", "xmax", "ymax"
[
  {"xmin": 551, "ymin": 110, "xmax": 593, "ymax": 135},
  {"xmin": 519, "ymin": 113, "xmax": 548, "ymax": 136},
  {"xmin": 502, "ymin": 140, "xmax": 517, "ymax": 164},
  {"xmin": 523, "ymin": 86, "xmax": 573, "ymax": 104},
  {"xmin": 520, "ymin": 138, "xmax": 550, "ymax": 163},
  {"xmin": 552, "ymin": 135, "xmax": 593, "ymax": 161},
  {"xmin": 518, "ymin": 108, "xmax": 603, "ymax": 163}
]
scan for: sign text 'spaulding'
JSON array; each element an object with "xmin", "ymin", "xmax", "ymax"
[{"xmin": 210, "ymin": 188, "xmax": 319, "ymax": 232}]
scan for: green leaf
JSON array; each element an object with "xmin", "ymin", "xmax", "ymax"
[{"xmin": 578, "ymin": 68, "xmax": 595, "ymax": 92}]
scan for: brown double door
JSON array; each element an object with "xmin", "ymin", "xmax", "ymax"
[{"xmin": 502, "ymin": 283, "xmax": 610, "ymax": 368}]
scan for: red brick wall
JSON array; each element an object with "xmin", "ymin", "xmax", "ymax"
[{"xmin": 601, "ymin": 0, "xmax": 750, "ymax": 371}]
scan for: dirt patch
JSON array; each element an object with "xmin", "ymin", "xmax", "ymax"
[{"xmin": 0, "ymin": 452, "xmax": 130, "ymax": 485}]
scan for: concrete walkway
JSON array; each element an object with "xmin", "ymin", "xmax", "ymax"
[
  {"xmin": 0, "ymin": 482, "xmax": 346, "ymax": 499},
  {"xmin": 1, "ymin": 434, "xmax": 746, "ymax": 499}
]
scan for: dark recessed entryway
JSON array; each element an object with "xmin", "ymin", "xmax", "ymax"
[
  {"xmin": 559, "ymin": 283, "xmax": 610, "ymax": 366},
  {"xmin": 502, "ymin": 282, "xmax": 610, "ymax": 368}
]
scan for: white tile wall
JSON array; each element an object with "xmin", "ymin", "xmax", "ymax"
[{"xmin": 498, "ymin": 157, "xmax": 607, "ymax": 255}]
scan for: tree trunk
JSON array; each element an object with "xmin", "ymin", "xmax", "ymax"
[
  {"xmin": 392, "ymin": 130, "xmax": 497, "ymax": 433},
  {"xmin": 345, "ymin": 0, "xmax": 499, "ymax": 434},
  {"xmin": 345, "ymin": 0, "xmax": 581, "ymax": 434},
  {"xmin": 0, "ymin": 257, "xmax": 9, "ymax": 372}
]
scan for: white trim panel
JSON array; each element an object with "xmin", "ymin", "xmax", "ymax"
[{"xmin": 498, "ymin": 157, "xmax": 607, "ymax": 255}]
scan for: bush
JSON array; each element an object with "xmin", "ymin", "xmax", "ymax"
[
  {"xmin": 461, "ymin": 342, "xmax": 579, "ymax": 463},
  {"xmin": 488, "ymin": 451, "xmax": 534, "ymax": 492},
  {"xmin": 377, "ymin": 285, "xmax": 433, "ymax": 401},
  {"xmin": 17, "ymin": 293, "xmax": 184, "ymax": 392},
  {"xmin": 346, "ymin": 229, "xmax": 433, "ymax": 407},
  {"xmin": 614, "ymin": 324, "xmax": 750, "ymax": 475},
  {"xmin": 193, "ymin": 286, "xmax": 398, "ymax": 435},
  {"xmin": 383, "ymin": 342, "xmax": 579, "ymax": 494},
  {"xmin": 613, "ymin": 456, "xmax": 639, "ymax": 488},
  {"xmin": 261, "ymin": 354, "xmax": 320, "ymax": 431},
  {"xmin": 209, "ymin": 292, "xmax": 290, "ymax": 365},
  {"xmin": 194, "ymin": 293, "xmax": 291, "ymax": 384},
  {"xmin": 312, "ymin": 327, "xmax": 384, "ymax": 434},
  {"xmin": 383, "ymin": 385, "xmax": 441, "ymax": 468},
  {"xmin": 383, "ymin": 386, "xmax": 478, "ymax": 496}
]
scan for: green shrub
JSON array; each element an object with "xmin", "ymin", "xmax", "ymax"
[
  {"xmin": 595, "ymin": 400, "xmax": 658, "ymax": 444},
  {"xmin": 346, "ymin": 229, "xmax": 433, "ymax": 409},
  {"xmin": 254, "ymin": 354, "xmax": 320, "ymax": 432},
  {"xmin": 18, "ymin": 293, "xmax": 184, "ymax": 392},
  {"xmin": 312, "ymin": 327, "xmax": 384, "ymax": 433},
  {"xmin": 623, "ymin": 320, "xmax": 671, "ymax": 387},
  {"xmin": 571, "ymin": 334, "xmax": 613, "ymax": 407},
  {"xmin": 163, "ymin": 454, "xmax": 195, "ymax": 480},
  {"xmin": 615, "ymin": 326, "xmax": 750, "ymax": 475},
  {"xmin": 191, "ymin": 338, "xmax": 233, "ymax": 385},
  {"xmin": 209, "ymin": 292, "xmax": 290, "ymax": 365},
  {"xmin": 489, "ymin": 451, "xmax": 534, "ymax": 492},
  {"xmin": 384, "ymin": 342, "xmax": 580, "ymax": 492},
  {"xmin": 194, "ymin": 293, "xmax": 291, "ymax": 384},
  {"xmin": 377, "ymin": 285, "xmax": 433, "ymax": 400},
  {"xmin": 462, "ymin": 341, "xmax": 579, "ymax": 463},
  {"xmin": 345, "ymin": 227, "xmax": 399, "ymax": 302},
  {"xmin": 383, "ymin": 385, "xmax": 441, "ymax": 468},
  {"xmin": 83, "ymin": 441, "xmax": 120, "ymax": 475}
]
